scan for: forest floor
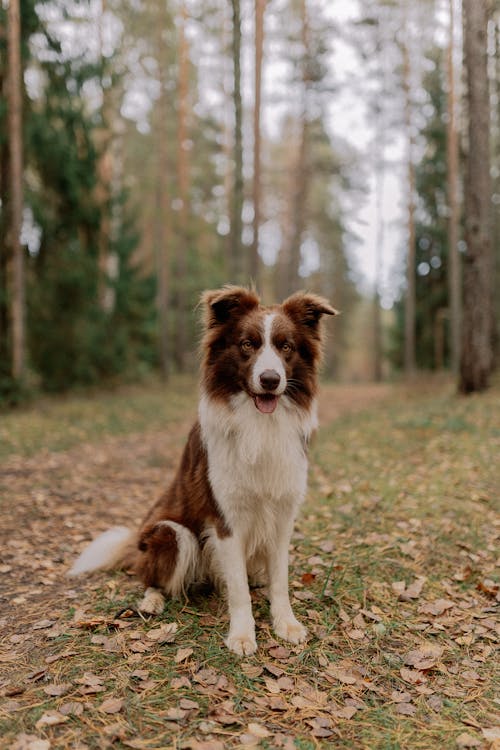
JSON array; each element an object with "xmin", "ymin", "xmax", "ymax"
[{"xmin": 0, "ymin": 378, "xmax": 499, "ymax": 750}]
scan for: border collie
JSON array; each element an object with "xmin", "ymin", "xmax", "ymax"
[{"xmin": 69, "ymin": 286, "xmax": 336, "ymax": 655}]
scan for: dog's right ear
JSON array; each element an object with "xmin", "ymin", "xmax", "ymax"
[{"xmin": 201, "ymin": 285, "xmax": 260, "ymax": 327}]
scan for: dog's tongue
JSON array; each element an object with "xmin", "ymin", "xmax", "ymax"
[{"xmin": 254, "ymin": 394, "xmax": 279, "ymax": 414}]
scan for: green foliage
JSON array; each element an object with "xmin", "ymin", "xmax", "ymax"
[{"xmin": 390, "ymin": 48, "xmax": 450, "ymax": 370}]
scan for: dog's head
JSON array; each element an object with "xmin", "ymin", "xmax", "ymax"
[{"xmin": 201, "ymin": 286, "xmax": 337, "ymax": 413}]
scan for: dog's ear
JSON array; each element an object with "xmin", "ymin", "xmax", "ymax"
[
  {"xmin": 282, "ymin": 292, "xmax": 338, "ymax": 329},
  {"xmin": 201, "ymin": 285, "xmax": 260, "ymax": 327}
]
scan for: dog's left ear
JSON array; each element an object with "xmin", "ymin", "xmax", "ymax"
[
  {"xmin": 282, "ymin": 292, "xmax": 339, "ymax": 328},
  {"xmin": 201, "ymin": 285, "xmax": 260, "ymax": 327}
]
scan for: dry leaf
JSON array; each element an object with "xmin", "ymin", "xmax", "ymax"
[
  {"xmin": 165, "ymin": 707, "xmax": 188, "ymax": 721},
  {"xmin": 12, "ymin": 735, "xmax": 50, "ymax": 750},
  {"xmin": 32, "ymin": 619, "xmax": 55, "ymax": 630},
  {"xmin": 99, "ymin": 697, "xmax": 124, "ymax": 714},
  {"xmin": 390, "ymin": 690, "xmax": 412, "ymax": 703},
  {"xmin": 395, "ymin": 702, "xmax": 416, "ymax": 716},
  {"xmin": 175, "ymin": 647, "xmax": 193, "ymax": 663},
  {"xmin": 427, "ymin": 695, "xmax": 443, "ymax": 712},
  {"xmin": 241, "ymin": 664, "xmax": 263, "ymax": 679},
  {"xmin": 35, "ymin": 711, "xmax": 68, "ymax": 729},
  {"xmin": 399, "ymin": 577, "xmax": 426, "ymax": 601},
  {"xmin": 43, "ymin": 683, "xmax": 71, "ymax": 697},
  {"xmin": 456, "ymin": 733, "xmax": 482, "ymax": 748},
  {"xmin": 418, "ymin": 599, "xmax": 455, "ymax": 616},
  {"xmin": 268, "ymin": 646, "xmax": 290, "ymax": 659},
  {"xmin": 59, "ymin": 702, "xmax": 84, "ymax": 717},
  {"xmin": 403, "ymin": 643, "xmax": 444, "ymax": 670},
  {"xmin": 400, "ymin": 667, "xmax": 427, "ymax": 685},
  {"xmin": 326, "ymin": 667, "xmax": 358, "ymax": 685},
  {"xmin": 332, "ymin": 705, "xmax": 357, "ymax": 719},
  {"xmin": 145, "ymin": 623, "xmax": 178, "ymax": 643},
  {"xmin": 179, "ymin": 698, "xmax": 199, "ymax": 710},
  {"xmin": 247, "ymin": 723, "xmax": 270, "ymax": 738}
]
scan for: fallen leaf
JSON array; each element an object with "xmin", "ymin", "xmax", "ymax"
[
  {"xmin": 165, "ymin": 707, "xmax": 188, "ymax": 721},
  {"xmin": 32, "ymin": 620, "xmax": 55, "ymax": 630},
  {"xmin": 395, "ymin": 702, "xmax": 416, "ymax": 716},
  {"xmin": 481, "ymin": 727, "xmax": 500, "ymax": 742},
  {"xmin": 390, "ymin": 690, "xmax": 412, "ymax": 703},
  {"xmin": 99, "ymin": 697, "xmax": 124, "ymax": 714},
  {"xmin": 403, "ymin": 643, "xmax": 444, "ymax": 670},
  {"xmin": 418, "ymin": 599, "xmax": 455, "ymax": 616},
  {"xmin": 241, "ymin": 664, "xmax": 263, "ymax": 679},
  {"xmin": 179, "ymin": 698, "xmax": 199, "ymax": 710},
  {"xmin": 59, "ymin": 702, "xmax": 84, "ymax": 717},
  {"xmin": 175, "ymin": 647, "xmax": 193, "ymax": 663},
  {"xmin": 456, "ymin": 733, "xmax": 482, "ymax": 748},
  {"xmin": 399, "ymin": 577, "xmax": 426, "ymax": 601},
  {"xmin": 12, "ymin": 735, "xmax": 50, "ymax": 750},
  {"xmin": 35, "ymin": 711, "xmax": 68, "ymax": 729},
  {"xmin": 145, "ymin": 623, "xmax": 178, "ymax": 643},
  {"xmin": 325, "ymin": 667, "xmax": 358, "ymax": 685},
  {"xmin": 332, "ymin": 705, "xmax": 357, "ymax": 719},
  {"xmin": 400, "ymin": 667, "xmax": 427, "ymax": 685},
  {"xmin": 43, "ymin": 683, "xmax": 72, "ymax": 697},
  {"xmin": 268, "ymin": 646, "xmax": 290, "ymax": 659},
  {"xmin": 427, "ymin": 695, "xmax": 443, "ymax": 712},
  {"xmin": 247, "ymin": 723, "xmax": 270, "ymax": 738}
]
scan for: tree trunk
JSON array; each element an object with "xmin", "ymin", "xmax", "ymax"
[
  {"xmin": 0, "ymin": 69, "xmax": 10, "ymax": 376},
  {"xmin": 229, "ymin": 0, "xmax": 244, "ymax": 283},
  {"xmin": 173, "ymin": 0, "xmax": 190, "ymax": 371},
  {"xmin": 459, "ymin": 0, "xmax": 493, "ymax": 393},
  {"xmin": 373, "ymin": 160, "xmax": 384, "ymax": 382},
  {"xmin": 277, "ymin": 0, "xmax": 310, "ymax": 299},
  {"xmin": 96, "ymin": 0, "xmax": 116, "ymax": 314},
  {"xmin": 250, "ymin": 0, "xmax": 266, "ymax": 289},
  {"xmin": 154, "ymin": 15, "xmax": 171, "ymax": 380},
  {"xmin": 402, "ymin": 25, "xmax": 416, "ymax": 377},
  {"xmin": 7, "ymin": 0, "xmax": 25, "ymax": 381},
  {"xmin": 447, "ymin": 0, "xmax": 461, "ymax": 375}
]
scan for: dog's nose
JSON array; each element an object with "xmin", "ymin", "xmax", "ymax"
[{"xmin": 259, "ymin": 369, "xmax": 281, "ymax": 391}]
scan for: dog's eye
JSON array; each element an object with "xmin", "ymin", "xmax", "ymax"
[
  {"xmin": 240, "ymin": 340, "xmax": 253, "ymax": 352},
  {"xmin": 282, "ymin": 342, "xmax": 292, "ymax": 353}
]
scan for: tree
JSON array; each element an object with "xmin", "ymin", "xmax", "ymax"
[
  {"xmin": 250, "ymin": 0, "xmax": 266, "ymax": 289},
  {"xmin": 447, "ymin": 0, "xmax": 461, "ymax": 374},
  {"xmin": 401, "ymin": 5, "xmax": 416, "ymax": 377},
  {"xmin": 229, "ymin": 0, "xmax": 244, "ymax": 283},
  {"xmin": 7, "ymin": 0, "xmax": 25, "ymax": 382},
  {"xmin": 460, "ymin": 0, "xmax": 493, "ymax": 393}
]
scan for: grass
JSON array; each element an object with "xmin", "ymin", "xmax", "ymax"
[
  {"xmin": 0, "ymin": 380, "xmax": 499, "ymax": 749},
  {"xmin": 0, "ymin": 375, "xmax": 197, "ymax": 460}
]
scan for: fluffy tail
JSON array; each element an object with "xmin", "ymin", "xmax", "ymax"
[{"xmin": 68, "ymin": 526, "xmax": 134, "ymax": 577}]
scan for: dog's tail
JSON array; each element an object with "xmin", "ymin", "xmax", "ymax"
[{"xmin": 68, "ymin": 526, "xmax": 135, "ymax": 577}]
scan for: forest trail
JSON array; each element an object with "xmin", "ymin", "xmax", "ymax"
[{"xmin": 1, "ymin": 380, "xmax": 498, "ymax": 750}]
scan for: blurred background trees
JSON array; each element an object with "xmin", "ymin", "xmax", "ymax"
[{"xmin": 0, "ymin": 0, "xmax": 498, "ymax": 403}]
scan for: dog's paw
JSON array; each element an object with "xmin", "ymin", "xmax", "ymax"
[
  {"xmin": 138, "ymin": 587, "xmax": 165, "ymax": 615},
  {"xmin": 225, "ymin": 631, "xmax": 257, "ymax": 656},
  {"xmin": 274, "ymin": 617, "xmax": 307, "ymax": 645}
]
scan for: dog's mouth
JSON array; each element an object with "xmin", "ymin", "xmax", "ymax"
[{"xmin": 253, "ymin": 393, "xmax": 280, "ymax": 414}]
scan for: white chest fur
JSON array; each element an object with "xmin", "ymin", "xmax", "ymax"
[{"xmin": 199, "ymin": 392, "xmax": 317, "ymax": 548}]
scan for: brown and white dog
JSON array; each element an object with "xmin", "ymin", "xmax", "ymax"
[{"xmin": 69, "ymin": 286, "xmax": 336, "ymax": 655}]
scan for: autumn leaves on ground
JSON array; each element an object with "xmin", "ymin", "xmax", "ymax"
[{"xmin": 0, "ymin": 379, "xmax": 499, "ymax": 750}]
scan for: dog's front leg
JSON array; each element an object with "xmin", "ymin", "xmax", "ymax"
[
  {"xmin": 215, "ymin": 535, "xmax": 257, "ymax": 656},
  {"xmin": 267, "ymin": 520, "xmax": 307, "ymax": 645}
]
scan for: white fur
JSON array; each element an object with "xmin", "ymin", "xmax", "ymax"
[
  {"xmin": 68, "ymin": 526, "xmax": 133, "ymax": 576},
  {"xmin": 154, "ymin": 520, "xmax": 200, "ymax": 597},
  {"xmin": 138, "ymin": 587, "xmax": 165, "ymax": 615},
  {"xmin": 251, "ymin": 314, "xmax": 286, "ymax": 394},
  {"xmin": 199, "ymin": 390, "xmax": 315, "ymax": 651}
]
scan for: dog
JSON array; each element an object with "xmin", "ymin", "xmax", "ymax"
[{"xmin": 69, "ymin": 286, "xmax": 337, "ymax": 655}]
